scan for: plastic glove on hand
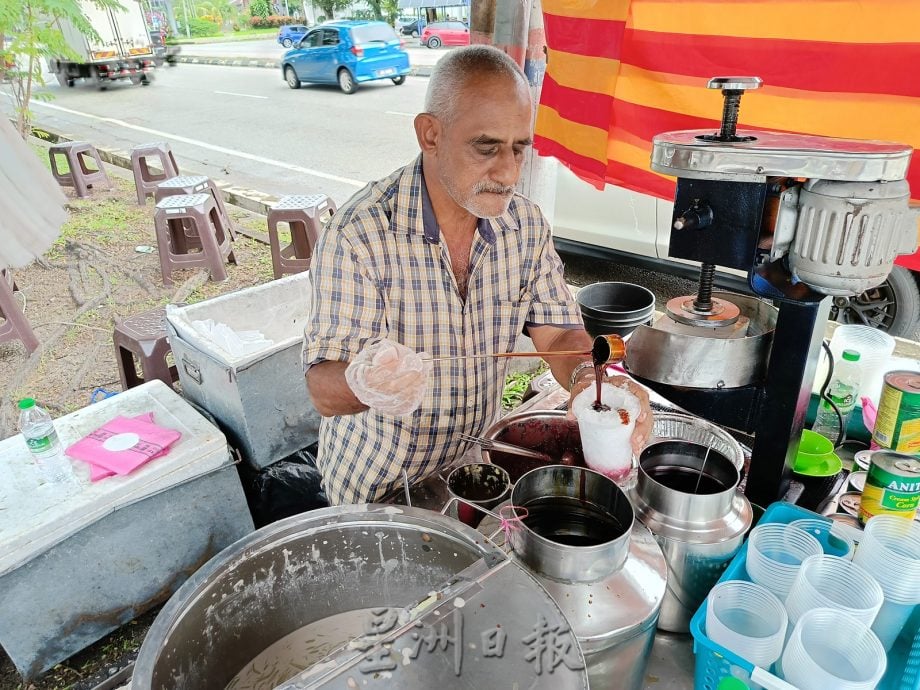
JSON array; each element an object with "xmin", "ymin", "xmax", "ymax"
[
  {"xmin": 345, "ymin": 339, "xmax": 430, "ymax": 416},
  {"xmin": 568, "ymin": 374, "xmax": 652, "ymax": 455}
]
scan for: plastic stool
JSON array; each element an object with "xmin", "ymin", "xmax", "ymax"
[
  {"xmin": 156, "ymin": 175, "xmax": 236, "ymax": 241},
  {"xmin": 0, "ymin": 269, "xmax": 39, "ymax": 354},
  {"xmin": 131, "ymin": 142, "xmax": 180, "ymax": 205},
  {"xmin": 112, "ymin": 307, "xmax": 178, "ymax": 390},
  {"xmin": 154, "ymin": 193, "xmax": 236, "ymax": 286},
  {"xmin": 267, "ymin": 194, "xmax": 337, "ymax": 279},
  {"xmin": 48, "ymin": 141, "xmax": 110, "ymax": 198}
]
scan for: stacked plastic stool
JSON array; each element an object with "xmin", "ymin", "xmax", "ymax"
[
  {"xmin": 266, "ymin": 194, "xmax": 337, "ymax": 279},
  {"xmin": 0, "ymin": 269, "xmax": 39, "ymax": 354},
  {"xmin": 156, "ymin": 175, "xmax": 237, "ymax": 244},
  {"xmin": 131, "ymin": 142, "xmax": 180, "ymax": 205},
  {"xmin": 153, "ymin": 193, "xmax": 236, "ymax": 286},
  {"xmin": 112, "ymin": 307, "xmax": 178, "ymax": 389},
  {"xmin": 48, "ymin": 141, "xmax": 111, "ymax": 198}
]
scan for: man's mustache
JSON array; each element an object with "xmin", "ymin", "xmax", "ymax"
[{"xmin": 474, "ymin": 182, "xmax": 515, "ymax": 195}]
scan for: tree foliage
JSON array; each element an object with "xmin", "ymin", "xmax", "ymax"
[
  {"xmin": 314, "ymin": 0, "xmax": 351, "ymax": 20},
  {"xmin": 249, "ymin": 0, "xmax": 271, "ymax": 19},
  {"xmin": 0, "ymin": 0, "xmax": 124, "ymax": 138}
]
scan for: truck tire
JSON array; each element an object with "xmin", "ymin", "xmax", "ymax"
[
  {"xmin": 93, "ymin": 67, "xmax": 108, "ymax": 91},
  {"xmin": 831, "ymin": 265, "xmax": 920, "ymax": 339}
]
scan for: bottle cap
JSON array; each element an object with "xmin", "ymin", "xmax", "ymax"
[
  {"xmin": 842, "ymin": 349, "xmax": 861, "ymax": 362},
  {"xmin": 716, "ymin": 678, "xmax": 749, "ymax": 690},
  {"xmin": 17, "ymin": 398, "xmax": 35, "ymax": 410}
]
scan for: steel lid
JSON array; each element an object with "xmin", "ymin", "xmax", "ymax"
[{"xmin": 651, "ymin": 130, "xmax": 912, "ymax": 182}]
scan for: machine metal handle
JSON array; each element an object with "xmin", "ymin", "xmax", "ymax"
[{"xmin": 707, "ymin": 76, "xmax": 763, "ymax": 92}]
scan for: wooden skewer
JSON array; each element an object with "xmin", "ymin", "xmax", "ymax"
[{"xmin": 423, "ymin": 349, "xmax": 591, "ymax": 362}]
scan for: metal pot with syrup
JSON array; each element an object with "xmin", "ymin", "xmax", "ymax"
[
  {"xmin": 630, "ymin": 436, "xmax": 753, "ymax": 633},
  {"xmin": 508, "ymin": 465, "xmax": 667, "ymax": 690}
]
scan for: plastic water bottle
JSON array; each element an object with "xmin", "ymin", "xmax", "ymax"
[
  {"xmin": 813, "ymin": 349, "xmax": 862, "ymax": 442},
  {"xmin": 18, "ymin": 398, "xmax": 75, "ymax": 485}
]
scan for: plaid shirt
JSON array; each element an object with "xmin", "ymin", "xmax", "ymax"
[{"xmin": 303, "ymin": 157, "xmax": 583, "ymax": 505}]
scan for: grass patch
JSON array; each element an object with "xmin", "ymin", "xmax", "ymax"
[
  {"xmin": 56, "ymin": 185, "xmax": 150, "ymax": 248},
  {"xmin": 171, "ymin": 28, "xmax": 279, "ymax": 44}
]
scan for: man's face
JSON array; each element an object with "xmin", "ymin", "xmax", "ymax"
[{"xmin": 435, "ymin": 74, "xmax": 533, "ymax": 219}]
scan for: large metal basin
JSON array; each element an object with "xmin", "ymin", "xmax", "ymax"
[{"xmin": 133, "ymin": 505, "xmax": 589, "ymax": 689}]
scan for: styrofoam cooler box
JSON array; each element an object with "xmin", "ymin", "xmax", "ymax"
[
  {"xmin": 0, "ymin": 380, "xmax": 254, "ymax": 680},
  {"xmin": 166, "ymin": 271, "xmax": 318, "ymax": 469}
]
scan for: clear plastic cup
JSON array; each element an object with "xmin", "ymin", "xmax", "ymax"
[
  {"xmin": 746, "ymin": 523, "xmax": 823, "ymax": 600},
  {"xmin": 820, "ymin": 324, "xmax": 896, "ymax": 405},
  {"xmin": 572, "ymin": 383, "xmax": 640, "ymax": 482},
  {"xmin": 784, "ymin": 554, "xmax": 883, "ymax": 629},
  {"xmin": 790, "ymin": 518, "xmax": 856, "ymax": 560},
  {"xmin": 705, "ymin": 580, "xmax": 787, "ymax": 669},
  {"xmin": 781, "ymin": 608, "xmax": 887, "ymax": 689},
  {"xmin": 852, "ymin": 515, "xmax": 920, "ymax": 648},
  {"xmin": 853, "ymin": 515, "xmax": 920, "ymax": 603}
]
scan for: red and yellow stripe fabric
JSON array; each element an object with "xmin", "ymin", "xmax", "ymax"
[{"xmin": 534, "ymin": 0, "xmax": 920, "ymax": 202}]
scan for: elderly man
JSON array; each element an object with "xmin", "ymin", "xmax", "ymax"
[{"xmin": 303, "ymin": 45, "xmax": 650, "ymax": 505}]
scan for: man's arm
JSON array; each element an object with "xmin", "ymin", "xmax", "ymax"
[
  {"xmin": 306, "ymin": 361, "xmax": 368, "ymax": 417},
  {"xmin": 526, "ymin": 323, "xmax": 593, "ymax": 388}
]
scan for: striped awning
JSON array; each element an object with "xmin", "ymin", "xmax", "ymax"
[{"xmin": 533, "ymin": 0, "xmax": 920, "ymax": 202}]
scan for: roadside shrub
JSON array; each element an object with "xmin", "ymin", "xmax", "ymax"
[
  {"xmin": 248, "ymin": 15, "xmax": 290, "ymax": 28},
  {"xmin": 187, "ymin": 17, "xmax": 221, "ymax": 36}
]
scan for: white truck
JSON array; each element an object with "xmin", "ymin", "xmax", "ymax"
[{"xmin": 48, "ymin": 0, "xmax": 154, "ymax": 89}]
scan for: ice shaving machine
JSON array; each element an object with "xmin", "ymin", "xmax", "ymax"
[{"xmin": 626, "ymin": 77, "xmax": 919, "ymax": 508}]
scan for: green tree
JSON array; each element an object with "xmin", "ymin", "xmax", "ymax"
[
  {"xmin": 0, "ymin": 0, "xmax": 124, "ymax": 138},
  {"xmin": 314, "ymin": 0, "xmax": 351, "ymax": 20},
  {"xmin": 380, "ymin": 0, "xmax": 399, "ymax": 22},
  {"xmin": 249, "ymin": 0, "xmax": 271, "ymax": 18}
]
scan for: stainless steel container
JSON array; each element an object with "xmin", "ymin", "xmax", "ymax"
[
  {"xmin": 631, "ymin": 425, "xmax": 753, "ymax": 633},
  {"xmin": 133, "ymin": 505, "xmax": 589, "ymax": 689},
  {"xmin": 508, "ymin": 466, "xmax": 668, "ymax": 690}
]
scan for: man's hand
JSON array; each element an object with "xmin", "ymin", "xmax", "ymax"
[
  {"xmin": 568, "ymin": 372, "xmax": 652, "ymax": 455},
  {"xmin": 344, "ymin": 339, "xmax": 430, "ymax": 416}
]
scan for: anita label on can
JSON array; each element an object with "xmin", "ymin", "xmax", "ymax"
[
  {"xmin": 872, "ymin": 371, "xmax": 920, "ymax": 454},
  {"xmin": 859, "ymin": 450, "xmax": 920, "ymax": 525}
]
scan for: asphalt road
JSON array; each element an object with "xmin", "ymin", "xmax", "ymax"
[
  {"xmin": 3, "ymin": 60, "xmax": 698, "ymax": 308},
  {"xmin": 179, "ymin": 37, "xmax": 446, "ymax": 67},
  {"xmin": 16, "ymin": 63, "xmax": 427, "ymax": 204}
]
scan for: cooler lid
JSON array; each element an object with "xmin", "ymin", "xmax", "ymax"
[{"xmin": 0, "ymin": 380, "xmax": 233, "ymax": 576}]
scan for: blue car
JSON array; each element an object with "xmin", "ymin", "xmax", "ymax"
[
  {"xmin": 281, "ymin": 21, "xmax": 410, "ymax": 94},
  {"xmin": 277, "ymin": 24, "xmax": 309, "ymax": 49}
]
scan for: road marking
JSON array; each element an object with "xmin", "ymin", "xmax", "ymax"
[
  {"xmin": 386, "ymin": 110, "xmax": 417, "ymax": 117},
  {"xmin": 214, "ymin": 90, "xmax": 268, "ymax": 99},
  {"xmin": 11, "ymin": 97, "xmax": 366, "ymax": 188}
]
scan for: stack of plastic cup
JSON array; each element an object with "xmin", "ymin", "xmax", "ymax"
[
  {"xmin": 785, "ymin": 554, "xmax": 884, "ymax": 630},
  {"xmin": 705, "ymin": 580, "xmax": 787, "ymax": 670},
  {"xmin": 790, "ymin": 518, "xmax": 857, "ymax": 560},
  {"xmin": 746, "ymin": 523, "xmax": 823, "ymax": 600},
  {"xmin": 852, "ymin": 515, "xmax": 920, "ymax": 650},
  {"xmin": 781, "ymin": 608, "xmax": 887, "ymax": 689}
]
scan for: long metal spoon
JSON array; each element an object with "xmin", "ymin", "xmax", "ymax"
[{"xmin": 423, "ymin": 349, "xmax": 591, "ymax": 362}]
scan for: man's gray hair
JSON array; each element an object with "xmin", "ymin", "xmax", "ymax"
[{"xmin": 424, "ymin": 45, "xmax": 529, "ymax": 123}]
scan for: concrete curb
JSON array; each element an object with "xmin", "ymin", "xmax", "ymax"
[
  {"xmin": 175, "ymin": 54, "xmax": 434, "ymax": 77},
  {"xmin": 31, "ymin": 125, "xmax": 283, "ymax": 219}
]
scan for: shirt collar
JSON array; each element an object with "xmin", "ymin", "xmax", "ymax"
[{"xmin": 419, "ymin": 167, "xmax": 495, "ymax": 245}]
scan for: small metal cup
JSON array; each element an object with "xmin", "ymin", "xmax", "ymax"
[{"xmin": 446, "ymin": 463, "xmax": 511, "ymax": 529}]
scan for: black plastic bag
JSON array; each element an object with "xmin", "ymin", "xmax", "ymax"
[{"xmin": 238, "ymin": 448, "xmax": 329, "ymax": 528}]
